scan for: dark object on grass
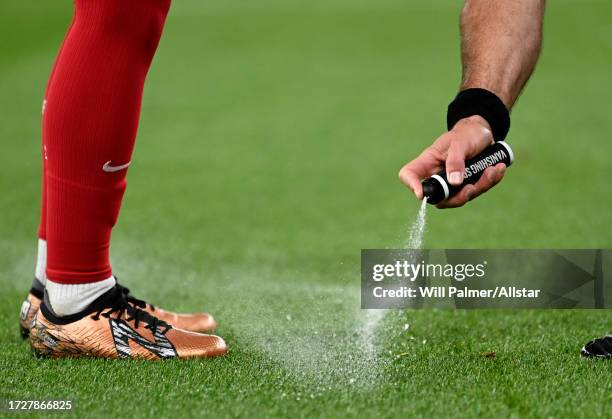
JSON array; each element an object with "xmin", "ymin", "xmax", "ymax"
[{"xmin": 581, "ymin": 336, "xmax": 612, "ymax": 358}]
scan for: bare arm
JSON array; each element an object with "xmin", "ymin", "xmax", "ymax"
[
  {"xmin": 399, "ymin": 0, "xmax": 545, "ymax": 208},
  {"xmin": 460, "ymin": 0, "xmax": 545, "ymax": 108}
]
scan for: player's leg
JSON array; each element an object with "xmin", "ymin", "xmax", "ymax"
[
  {"xmin": 23, "ymin": 118, "xmax": 216, "ymax": 338},
  {"xmin": 19, "ymin": 17, "xmax": 75, "ymax": 337},
  {"xmin": 28, "ymin": 0, "xmax": 225, "ymax": 359},
  {"xmin": 20, "ymin": 27, "xmax": 218, "ymax": 336}
]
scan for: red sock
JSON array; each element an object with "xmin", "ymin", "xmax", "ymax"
[
  {"xmin": 44, "ymin": 0, "xmax": 171, "ymax": 284},
  {"xmin": 38, "ymin": 17, "xmax": 76, "ymax": 242}
]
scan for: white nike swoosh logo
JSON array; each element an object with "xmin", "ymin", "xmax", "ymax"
[{"xmin": 102, "ymin": 160, "xmax": 131, "ymax": 172}]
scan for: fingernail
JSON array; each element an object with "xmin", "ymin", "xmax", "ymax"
[{"xmin": 449, "ymin": 171, "xmax": 462, "ymax": 184}]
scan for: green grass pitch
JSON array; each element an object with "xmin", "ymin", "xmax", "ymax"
[{"xmin": 0, "ymin": 0, "xmax": 611, "ymax": 417}]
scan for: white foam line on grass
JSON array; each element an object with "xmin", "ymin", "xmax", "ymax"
[
  {"xmin": 216, "ymin": 277, "xmax": 392, "ymax": 391},
  {"xmin": 358, "ymin": 309, "xmax": 387, "ymax": 362},
  {"xmin": 110, "ymin": 206, "xmax": 427, "ymax": 393}
]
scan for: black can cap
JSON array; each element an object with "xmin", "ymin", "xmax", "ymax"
[{"xmin": 422, "ymin": 175, "xmax": 449, "ymax": 205}]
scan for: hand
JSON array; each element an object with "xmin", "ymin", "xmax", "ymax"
[{"xmin": 398, "ymin": 115, "xmax": 506, "ymax": 208}]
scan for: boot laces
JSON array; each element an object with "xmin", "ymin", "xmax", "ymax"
[{"xmin": 91, "ymin": 289, "xmax": 169, "ymax": 334}]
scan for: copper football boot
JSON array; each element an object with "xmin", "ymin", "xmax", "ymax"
[
  {"xmin": 19, "ymin": 286, "xmax": 43, "ymax": 338},
  {"xmin": 29, "ymin": 286, "xmax": 227, "ymax": 360},
  {"xmin": 118, "ymin": 284, "xmax": 217, "ymax": 333},
  {"xmin": 20, "ymin": 282, "xmax": 217, "ymax": 338}
]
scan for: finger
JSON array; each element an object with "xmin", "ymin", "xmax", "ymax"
[
  {"xmin": 445, "ymin": 138, "xmax": 470, "ymax": 186},
  {"xmin": 467, "ymin": 163, "xmax": 506, "ymax": 201},
  {"xmin": 436, "ymin": 164, "xmax": 505, "ymax": 208},
  {"xmin": 399, "ymin": 155, "xmax": 443, "ymax": 200},
  {"xmin": 398, "ymin": 166, "xmax": 424, "ymax": 200},
  {"xmin": 437, "ymin": 163, "xmax": 506, "ymax": 209},
  {"xmin": 436, "ymin": 184, "xmax": 476, "ymax": 209}
]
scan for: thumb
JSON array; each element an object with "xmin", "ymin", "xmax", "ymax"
[{"xmin": 445, "ymin": 139, "xmax": 469, "ymax": 185}]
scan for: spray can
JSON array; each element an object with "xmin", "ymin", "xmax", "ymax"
[{"xmin": 421, "ymin": 141, "xmax": 514, "ymax": 205}]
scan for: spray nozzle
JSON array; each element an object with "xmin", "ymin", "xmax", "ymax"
[{"xmin": 422, "ymin": 176, "xmax": 448, "ymax": 204}]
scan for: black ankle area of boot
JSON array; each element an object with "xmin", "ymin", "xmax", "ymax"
[
  {"xmin": 29, "ymin": 285, "xmax": 44, "ymax": 300},
  {"xmin": 40, "ymin": 285, "xmax": 171, "ymax": 333},
  {"xmin": 40, "ymin": 286, "xmax": 122, "ymax": 325}
]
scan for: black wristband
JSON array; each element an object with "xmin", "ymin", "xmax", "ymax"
[{"xmin": 446, "ymin": 88, "xmax": 510, "ymax": 142}]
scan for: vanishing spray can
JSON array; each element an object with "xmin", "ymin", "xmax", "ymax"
[{"xmin": 421, "ymin": 141, "xmax": 514, "ymax": 205}]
